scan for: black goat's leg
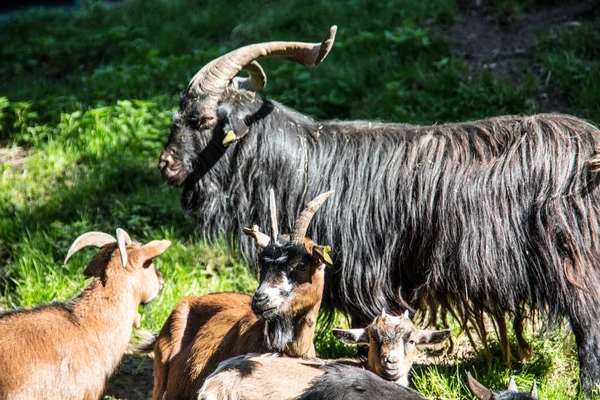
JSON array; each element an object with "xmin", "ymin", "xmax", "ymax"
[{"xmin": 570, "ymin": 301, "xmax": 600, "ymax": 397}]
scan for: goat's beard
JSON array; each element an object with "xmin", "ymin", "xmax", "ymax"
[{"xmin": 263, "ymin": 314, "xmax": 294, "ymax": 353}]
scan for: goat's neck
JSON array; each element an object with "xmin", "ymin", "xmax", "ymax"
[
  {"xmin": 284, "ymin": 301, "xmax": 321, "ymax": 357},
  {"xmin": 65, "ymin": 276, "xmax": 137, "ymax": 358}
]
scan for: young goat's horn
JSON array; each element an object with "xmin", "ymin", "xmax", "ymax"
[
  {"xmin": 507, "ymin": 376, "xmax": 518, "ymax": 392},
  {"xmin": 268, "ymin": 189, "xmax": 279, "ymax": 243},
  {"xmin": 64, "ymin": 232, "xmax": 116, "ymax": 265},
  {"xmin": 530, "ymin": 380, "xmax": 538, "ymax": 399},
  {"xmin": 291, "ymin": 190, "xmax": 335, "ymax": 244},
  {"xmin": 116, "ymin": 228, "xmax": 132, "ymax": 268}
]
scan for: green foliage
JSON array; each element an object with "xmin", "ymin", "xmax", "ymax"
[
  {"xmin": 537, "ymin": 19, "xmax": 600, "ymax": 122},
  {"xmin": 0, "ymin": 0, "xmax": 598, "ymax": 398}
]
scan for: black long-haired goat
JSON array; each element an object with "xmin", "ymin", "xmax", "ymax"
[{"xmin": 158, "ymin": 26, "xmax": 600, "ymax": 394}]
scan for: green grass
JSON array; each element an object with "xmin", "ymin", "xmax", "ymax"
[{"xmin": 1, "ymin": 0, "xmax": 599, "ymax": 398}]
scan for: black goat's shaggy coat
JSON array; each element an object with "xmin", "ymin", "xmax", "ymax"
[{"xmin": 163, "ymin": 89, "xmax": 600, "ymax": 393}]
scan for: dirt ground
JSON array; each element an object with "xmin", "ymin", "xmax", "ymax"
[
  {"xmin": 437, "ymin": 0, "xmax": 599, "ymax": 112},
  {"xmin": 104, "ymin": 2, "xmax": 599, "ymax": 398}
]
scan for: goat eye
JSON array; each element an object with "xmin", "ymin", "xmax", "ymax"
[
  {"xmin": 408, "ymin": 339, "xmax": 415, "ymax": 345},
  {"xmin": 295, "ymin": 263, "xmax": 308, "ymax": 272}
]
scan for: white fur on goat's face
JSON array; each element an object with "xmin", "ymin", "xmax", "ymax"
[
  {"xmin": 333, "ymin": 311, "xmax": 451, "ymax": 386},
  {"xmin": 251, "ymin": 241, "xmax": 326, "ymax": 321}
]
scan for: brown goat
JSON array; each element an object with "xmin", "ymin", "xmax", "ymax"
[
  {"xmin": 0, "ymin": 228, "xmax": 170, "ymax": 400},
  {"xmin": 197, "ymin": 309, "xmax": 450, "ymax": 399},
  {"xmin": 152, "ymin": 190, "xmax": 334, "ymax": 400}
]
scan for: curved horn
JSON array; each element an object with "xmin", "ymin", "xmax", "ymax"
[
  {"xmin": 64, "ymin": 232, "xmax": 116, "ymax": 265},
  {"xmin": 185, "ymin": 26, "xmax": 337, "ymax": 126},
  {"xmin": 268, "ymin": 189, "xmax": 279, "ymax": 243},
  {"xmin": 467, "ymin": 373, "xmax": 492, "ymax": 400},
  {"xmin": 116, "ymin": 228, "xmax": 131, "ymax": 268},
  {"xmin": 291, "ymin": 190, "xmax": 334, "ymax": 244},
  {"xmin": 231, "ymin": 61, "xmax": 267, "ymax": 92}
]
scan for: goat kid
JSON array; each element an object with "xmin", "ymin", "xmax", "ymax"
[
  {"xmin": 198, "ymin": 309, "xmax": 450, "ymax": 399},
  {"xmin": 152, "ymin": 190, "xmax": 333, "ymax": 400},
  {"xmin": 200, "ymin": 355, "xmax": 427, "ymax": 400},
  {"xmin": 0, "ymin": 228, "xmax": 170, "ymax": 400},
  {"xmin": 333, "ymin": 309, "xmax": 450, "ymax": 387},
  {"xmin": 467, "ymin": 373, "xmax": 539, "ymax": 400}
]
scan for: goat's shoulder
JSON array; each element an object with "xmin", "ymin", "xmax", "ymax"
[{"xmin": 155, "ymin": 292, "xmax": 257, "ymax": 359}]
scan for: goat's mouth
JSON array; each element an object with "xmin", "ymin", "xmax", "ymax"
[
  {"xmin": 158, "ymin": 158, "xmax": 188, "ymax": 186},
  {"xmin": 253, "ymin": 305, "xmax": 279, "ymax": 320},
  {"xmin": 380, "ymin": 368, "xmax": 401, "ymax": 380}
]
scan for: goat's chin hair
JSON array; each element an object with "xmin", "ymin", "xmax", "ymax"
[{"xmin": 264, "ymin": 315, "xmax": 294, "ymax": 352}]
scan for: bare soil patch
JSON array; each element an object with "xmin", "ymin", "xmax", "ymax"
[
  {"xmin": 105, "ymin": 355, "xmax": 154, "ymax": 400},
  {"xmin": 437, "ymin": 0, "xmax": 599, "ymax": 112},
  {"xmin": 0, "ymin": 147, "xmax": 31, "ymax": 168}
]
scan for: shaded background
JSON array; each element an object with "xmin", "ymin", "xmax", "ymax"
[{"xmin": 0, "ymin": 0, "xmax": 599, "ymax": 398}]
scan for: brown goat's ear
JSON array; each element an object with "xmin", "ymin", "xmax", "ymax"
[
  {"xmin": 467, "ymin": 372, "xmax": 493, "ymax": 400},
  {"xmin": 416, "ymin": 328, "xmax": 451, "ymax": 345},
  {"xmin": 132, "ymin": 240, "xmax": 172, "ymax": 266},
  {"xmin": 83, "ymin": 259, "xmax": 103, "ymax": 278},
  {"xmin": 332, "ymin": 328, "xmax": 369, "ymax": 345},
  {"xmin": 312, "ymin": 245, "xmax": 333, "ymax": 265},
  {"xmin": 243, "ymin": 225, "xmax": 270, "ymax": 248}
]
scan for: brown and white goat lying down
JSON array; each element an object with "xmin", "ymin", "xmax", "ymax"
[
  {"xmin": 0, "ymin": 228, "xmax": 170, "ymax": 400},
  {"xmin": 198, "ymin": 309, "xmax": 450, "ymax": 400},
  {"xmin": 152, "ymin": 190, "xmax": 334, "ymax": 400}
]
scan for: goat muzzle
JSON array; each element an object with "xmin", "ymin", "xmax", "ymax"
[{"xmin": 158, "ymin": 149, "xmax": 186, "ymax": 185}]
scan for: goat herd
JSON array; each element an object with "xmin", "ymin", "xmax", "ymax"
[{"xmin": 2, "ymin": 26, "xmax": 600, "ymax": 399}]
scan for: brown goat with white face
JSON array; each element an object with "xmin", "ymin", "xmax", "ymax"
[
  {"xmin": 152, "ymin": 190, "xmax": 333, "ymax": 400},
  {"xmin": 197, "ymin": 310, "xmax": 450, "ymax": 400},
  {"xmin": 333, "ymin": 309, "xmax": 451, "ymax": 387},
  {"xmin": 0, "ymin": 228, "xmax": 170, "ymax": 400}
]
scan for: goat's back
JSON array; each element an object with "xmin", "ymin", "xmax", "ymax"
[
  {"xmin": 154, "ymin": 292, "xmax": 266, "ymax": 399},
  {"xmin": 0, "ymin": 305, "xmax": 113, "ymax": 399},
  {"xmin": 199, "ymin": 354, "xmax": 325, "ymax": 400}
]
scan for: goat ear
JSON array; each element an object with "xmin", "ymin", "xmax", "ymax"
[
  {"xmin": 83, "ymin": 259, "xmax": 103, "ymax": 278},
  {"xmin": 243, "ymin": 225, "xmax": 271, "ymax": 248},
  {"xmin": 416, "ymin": 328, "xmax": 451, "ymax": 345},
  {"xmin": 467, "ymin": 372, "xmax": 493, "ymax": 400},
  {"xmin": 312, "ymin": 245, "xmax": 333, "ymax": 265},
  {"xmin": 221, "ymin": 116, "xmax": 249, "ymax": 147},
  {"xmin": 133, "ymin": 240, "xmax": 172, "ymax": 266},
  {"xmin": 332, "ymin": 328, "xmax": 369, "ymax": 345}
]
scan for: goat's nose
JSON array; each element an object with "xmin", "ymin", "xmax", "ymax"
[
  {"xmin": 158, "ymin": 151, "xmax": 174, "ymax": 171},
  {"xmin": 254, "ymin": 291, "xmax": 268, "ymax": 302},
  {"xmin": 385, "ymin": 354, "xmax": 399, "ymax": 364}
]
